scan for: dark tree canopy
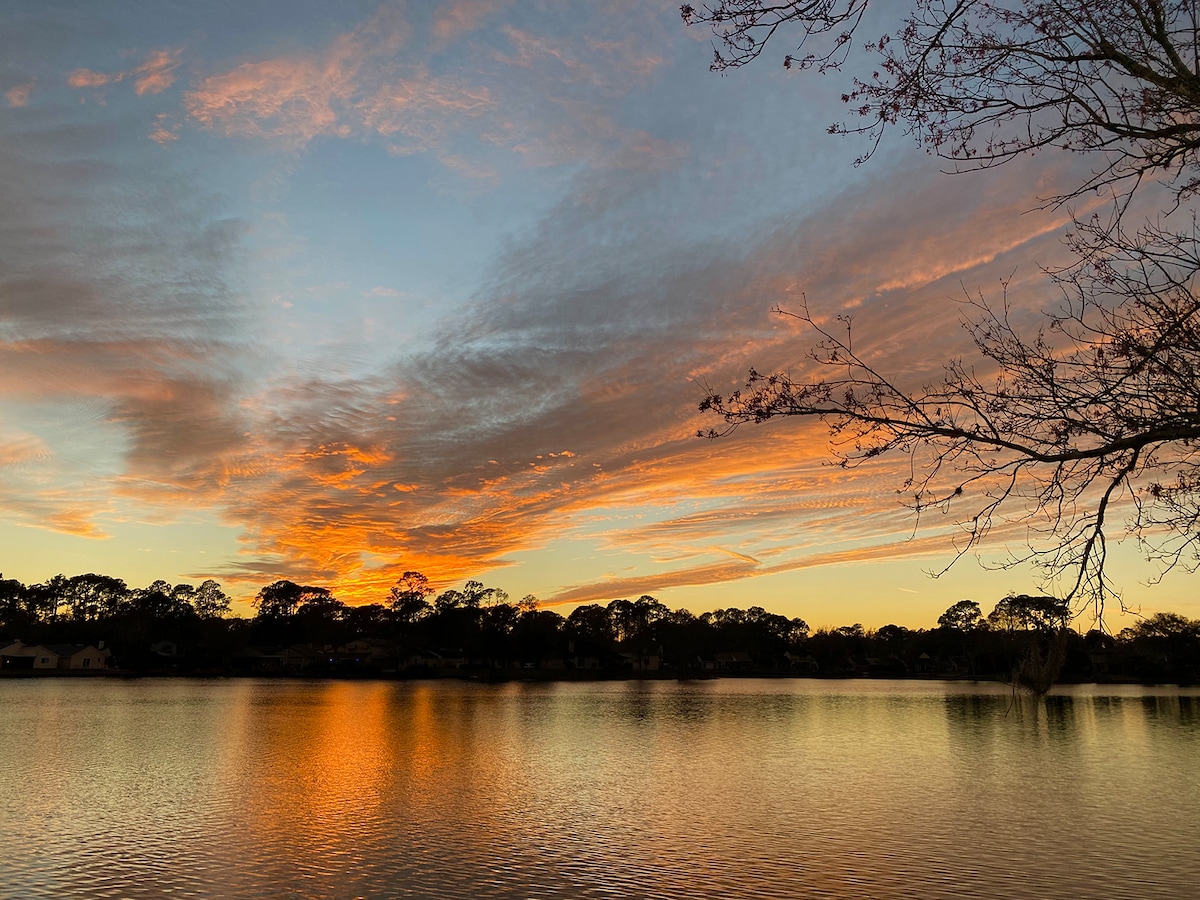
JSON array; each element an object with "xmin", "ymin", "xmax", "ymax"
[{"xmin": 938, "ymin": 599, "xmax": 984, "ymax": 631}]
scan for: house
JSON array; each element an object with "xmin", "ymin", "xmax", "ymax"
[
  {"xmin": 47, "ymin": 644, "xmax": 109, "ymax": 670},
  {"xmin": 714, "ymin": 651, "xmax": 754, "ymax": 671},
  {"xmin": 1, "ymin": 640, "xmax": 57, "ymax": 670},
  {"xmin": 620, "ymin": 650, "xmax": 660, "ymax": 672},
  {"xmin": 339, "ymin": 638, "xmax": 395, "ymax": 661},
  {"xmin": 0, "ymin": 640, "xmax": 108, "ymax": 671},
  {"xmin": 784, "ymin": 652, "xmax": 819, "ymax": 672}
]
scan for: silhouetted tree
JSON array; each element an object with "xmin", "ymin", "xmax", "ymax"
[
  {"xmin": 566, "ymin": 603, "xmax": 617, "ymax": 646},
  {"xmin": 390, "ymin": 571, "xmax": 432, "ymax": 601},
  {"xmin": 252, "ymin": 580, "xmax": 337, "ymax": 644},
  {"xmin": 434, "ymin": 588, "xmax": 467, "ymax": 613},
  {"xmin": 518, "ymin": 594, "xmax": 540, "ymax": 613},
  {"xmin": 27, "ymin": 574, "xmax": 69, "ymax": 623},
  {"xmin": 689, "ymin": 3, "xmax": 1200, "ymax": 623},
  {"xmin": 292, "ymin": 593, "xmax": 349, "ymax": 644},
  {"xmin": 987, "ymin": 594, "xmax": 1072, "ymax": 693},
  {"xmin": 938, "ymin": 600, "xmax": 984, "ymax": 632},
  {"xmin": 62, "ymin": 574, "xmax": 129, "ymax": 622},
  {"xmin": 129, "ymin": 580, "xmax": 196, "ymax": 624},
  {"xmin": 346, "ymin": 603, "xmax": 388, "ymax": 634},
  {"xmin": 192, "ymin": 580, "xmax": 232, "ymax": 619},
  {"xmin": 988, "ymin": 594, "xmax": 1071, "ymax": 633},
  {"xmin": 1120, "ymin": 611, "xmax": 1200, "ymax": 641},
  {"xmin": 388, "ymin": 571, "xmax": 434, "ymax": 628},
  {"xmin": 937, "ymin": 599, "xmax": 986, "ymax": 674},
  {"xmin": 463, "ymin": 580, "xmax": 506, "ymax": 608},
  {"xmin": 683, "ymin": 1, "xmax": 1200, "ymax": 203},
  {"xmin": 0, "ymin": 575, "xmax": 30, "ymax": 632},
  {"xmin": 1117, "ymin": 610, "xmax": 1200, "ymax": 679},
  {"xmin": 512, "ymin": 609, "xmax": 566, "ymax": 664},
  {"xmin": 254, "ymin": 580, "xmax": 329, "ymax": 621}
]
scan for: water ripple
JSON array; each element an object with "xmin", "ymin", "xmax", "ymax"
[{"xmin": 1, "ymin": 678, "xmax": 1198, "ymax": 898}]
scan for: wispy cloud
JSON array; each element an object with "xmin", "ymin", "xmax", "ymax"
[
  {"xmin": 5, "ymin": 82, "xmax": 34, "ymax": 107},
  {"xmin": 432, "ymin": 0, "xmax": 508, "ymax": 46},
  {"xmin": 67, "ymin": 68, "xmax": 112, "ymax": 88},
  {"xmin": 173, "ymin": 150, "xmax": 1083, "ymax": 603},
  {"xmin": 148, "ymin": 112, "xmax": 178, "ymax": 144},
  {"xmin": 66, "ymin": 48, "xmax": 181, "ymax": 97},
  {"xmin": 181, "ymin": 3, "xmax": 676, "ymax": 173},
  {"xmin": 131, "ymin": 48, "xmax": 181, "ymax": 96},
  {"xmin": 0, "ymin": 111, "xmax": 248, "ymax": 538},
  {"xmin": 4, "ymin": 0, "xmax": 1124, "ymax": 615}
]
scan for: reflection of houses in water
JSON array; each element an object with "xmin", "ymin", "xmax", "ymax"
[{"xmin": 0, "ymin": 640, "xmax": 109, "ymax": 671}]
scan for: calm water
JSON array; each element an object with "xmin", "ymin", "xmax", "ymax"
[{"xmin": 1, "ymin": 678, "xmax": 1197, "ymax": 899}]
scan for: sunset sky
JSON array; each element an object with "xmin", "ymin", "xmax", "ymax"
[{"xmin": 2, "ymin": 0, "xmax": 1195, "ymax": 627}]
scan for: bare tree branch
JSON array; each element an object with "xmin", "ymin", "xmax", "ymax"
[
  {"xmin": 683, "ymin": 0, "xmax": 1200, "ymax": 205},
  {"xmin": 700, "ymin": 220, "xmax": 1200, "ymax": 620}
]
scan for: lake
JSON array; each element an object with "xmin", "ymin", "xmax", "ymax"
[{"xmin": 1, "ymin": 677, "xmax": 1197, "ymax": 899}]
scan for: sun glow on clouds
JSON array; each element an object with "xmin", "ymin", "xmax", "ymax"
[
  {"xmin": 4, "ymin": 0, "xmax": 1191, "ymax": 624},
  {"xmin": 67, "ymin": 48, "xmax": 181, "ymax": 97},
  {"xmin": 0, "ymin": 120, "xmax": 1071, "ymax": 609},
  {"xmin": 181, "ymin": 3, "xmax": 671, "ymax": 173},
  {"xmin": 211, "ymin": 154, "xmax": 1086, "ymax": 608},
  {"xmin": 6, "ymin": 82, "xmax": 34, "ymax": 107}
]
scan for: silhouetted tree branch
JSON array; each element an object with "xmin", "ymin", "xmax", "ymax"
[
  {"xmin": 701, "ymin": 219, "xmax": 1200, "ymax": 618},
  {"xmin": 683, "ymin": 0, "xmax": 1200, "ymax": 204}
]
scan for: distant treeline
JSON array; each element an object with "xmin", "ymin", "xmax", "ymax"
[{"xmin": 2, "ymin": 572, "xmax": 1199, "ymax": 683}]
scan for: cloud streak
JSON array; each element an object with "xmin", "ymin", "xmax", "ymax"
[
  {"xmin": 7, "ymin": 1, "xmax": 1154, "ymax": 621},
  {"xmin": 66, "ymin": 48, "xmax": 181, "ymax": 97},
  {"xmin": 181, "ymin": 3, "xmax": 674, "ymax": 173},
  {"xmin": 0, "ymin": 106, "xmax": 249, "ymax": 539},
  {"xmin": 186, "ymin": 150, "xmax": 1085, "ymax": 603}
]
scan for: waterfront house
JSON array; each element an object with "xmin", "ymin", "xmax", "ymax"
[
  {"xmin": 714, "ymin": 651, "xmax": 753, "ymax": 671},
  {"xmin": 0, "ymin": 640, "xmax": 108, "ymax": 670}
]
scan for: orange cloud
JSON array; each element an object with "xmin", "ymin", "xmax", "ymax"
[
  {"xmin": 148, "ymin": 113, "xmax": 179, "ymax": 144},
  {"xmin": 132, "ymin": 48, "xmax": 181, "ymax": 95},
  {"xmin": 67, "ymin": 69, "xmax": 111, "ymax": 88},
  {"xmin": 9, "ymin": 18, "xmax": 1123, "ymax": 617},
  {"xmin": 180, "ymin": 5, "xmax": 677, "ymax": 174},
  {"xmin": 432, "ymin": 0, "xmax": 507, "ymax": 44},
  {"xmin": 0, "ymin": 434, "xmax": 48, "ymax": 467},
  {"xmin": 186, "ymin": 56, "xmax": 350, "ymax": 143},
  {"xmin": 6, "ymin": 82, "xmax": 33, "ymax": 107},
  {"xmin": 184, "ymin": 157, "xmax": 1095, "ymax": 607},
  {"xmin": 65, "ymin": 48, "xmax": 182, "ymax": 104},
  {"xmin": 184, "ymin": 6, "xmax": 405, "ymax": 146}
]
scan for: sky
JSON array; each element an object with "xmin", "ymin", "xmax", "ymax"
[{"xmin": 1, "ymin": 0, "xmax": 1196, "ymax": 627}]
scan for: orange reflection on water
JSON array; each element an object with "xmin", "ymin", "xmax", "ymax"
[
  {"xmin": 233, "ymin": 681, "xmax": 398, "ymax": 868},
  {"xmin": 231, "ymin": 681, "xmax": 531, "ymax": 873}
]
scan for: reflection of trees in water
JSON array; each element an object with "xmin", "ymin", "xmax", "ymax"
[{"xmin": 1141, "ymin": 694, "xmax": 1200, "ymax": 727}]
